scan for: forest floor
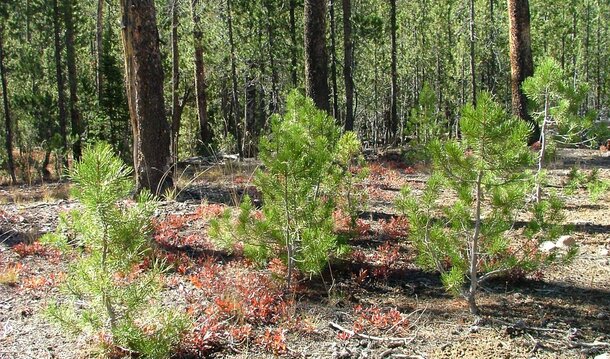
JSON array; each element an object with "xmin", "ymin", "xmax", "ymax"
[{"xmin": 1, "ymin": 148, "xmax": 609, "ymax": 359}]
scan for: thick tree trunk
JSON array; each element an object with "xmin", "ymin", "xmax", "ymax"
[
  {"xmin": 342, "ymin": 0, "xmax": 354, "ymax": 131},
  {"xmin": 507, "ymin": 0, "xmax": 539, "ymax": 143},
  {"xmin": 64, "ymin": 0, "xmax": 82, "ymax": 161},
  {"xmin": 52, "ymin": 0, "xmax": 68, "ymax": 167},
  {"xmin": 304, "ymin": 0, "xmax": 330, "ymax": 112},
  {"xmin": 0, "ymin": 25, "xmax": 16, "ymax": 184},
  {"xmin": 389, "ymin": 0, "xmax": 398, "ymax": 140},
  {"xmin": 289, "ymin": 0, "xmax": 298, "ymax": 87},
  {"xmin": 119, "ymin": 0, "xmax": 173, "ymax": 195},
  {"xmin": 191, "ymin": 0, "xmax": 212, "ymax": 149}
]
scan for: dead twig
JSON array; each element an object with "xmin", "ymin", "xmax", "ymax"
[
  {"xmin": 329, "ymin": 321, "xmax": 415, "ymax": 344},
  {"xmin": 568, "ymin": 340, "xmax": 610, "ymax": 349}
]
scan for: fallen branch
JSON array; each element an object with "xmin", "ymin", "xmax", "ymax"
[
  {"xmin": 329, "ymin": 322, "xmax": 415, "ymax": 344},
  {"xmin": 569, "ymin": 340, "xmax": 610, "ymax": 349}
]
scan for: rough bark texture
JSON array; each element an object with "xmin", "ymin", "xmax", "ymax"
[
  {"xmin": 507, "ymin": 0, "xmax": 539, "ymax": 143},
  {"xmin": 304, "ymin": 0, "xmax": 330, "ymax": 113},
  {"xmin": 64, "ymin": 0, "xmax": 82, "ymax": 161},
  {"xmin": 52, "ymin": 0, "xmax": 68, "ymax": 164},
  {"xmin": 342, "ymin": 0, "xmax": 354, "ymax": 131},
  {"xmin": 119, "ymin": 0, "xmax": 173, "ymax": 194},
  {"xmin": 389, "ymin": 0, "xmax": 398, "ymax": 139},
  {"xmin": 191, "ymin": 0, "xmax": 212, "ymax": 148},
  {"xmin": 0, "ymin": 25, "xmax": 16, "ymax": 184}
]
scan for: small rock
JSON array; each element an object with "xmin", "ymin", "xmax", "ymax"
[
  {"xmin": 555, "ymin": 235, "xmax": 575, "ymax": 248},
  {"xmin": 599, "ymin": 248, "xmax": 609, "ymax": 257},
  {"xmin": 469, "ymin": 325, "xmax": 480, "ymax": 333},
  {"xmin": 594, "ymin": 353, "xmax": 609, "ymax": 359},
  {"xmin": 596, "ymin": 312, "xmax": 609, "ymax": 320},
  {"xmin": 539, "ymin": 241, "xmax": 556, "ymax": 252}
]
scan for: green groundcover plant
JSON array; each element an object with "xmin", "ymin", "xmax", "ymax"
[{"xmin": 42, "ymin": 143, "xmax": 190, "ymax": 358}]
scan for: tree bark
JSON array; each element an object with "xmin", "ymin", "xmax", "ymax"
[
  {"xmin": 329, "ymin": 0, "xmax": 339, "ymax": 120},
  {"xmin": 52, "ymin": 0, "xmax": 68, "ymax": 166},
  {"xmin": 227, "ymin": 0, "xmax": 242, "ymax": 156},
  {"xmin": 304, "ymin": 0, "xmax": 330, "ymax": 112},
  {"xmin": 170, "ymin": 0, "xmax": 181, "ymax": 164},
  {"xmin": 191, "ymin": 0, "xmax": 212, "ymax": 149},
  {"xmin": 265, "ymin": 2, "xmax": 279, "ymax": 114},
  {"xmin": 0, "ymin": 24, "xmax": 16, "ymax": 184},
  {"xmin": 96, "ymin": 0, "xmax": 104, "ymax": 105},
  {"xmin": 289, "ymin": 0, "xmax": 298, "ymax": 87},
  {"xmin": 119, "ymin": 0, "xmax": 173, "ymax": 195},
  {"xmin": 469, "ymin": 0, "xmax": 477, "ymax": 105},
  {"xmin": 64, "ymin": 0, "xmax": 82, "ymax": 161},
  {"xmin": 507, "ymin": 0, "xmax": 539, "ymax": 143},
  {"xmin": 342, "ymin": 0, "xmax": 354, "ymax": 131},
  {"xmin": 389, "ymin": 0, "xmax": 398, "ymax": 140}
]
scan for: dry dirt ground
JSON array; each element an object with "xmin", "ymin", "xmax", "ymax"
[{"xmin": 1, "ymin": 148, "xmax": 609, "ymax": 359}]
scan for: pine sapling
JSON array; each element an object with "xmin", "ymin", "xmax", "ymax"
[{"xmin": 42, "ymin": 143, "xmax": 190, "ymax": 358}]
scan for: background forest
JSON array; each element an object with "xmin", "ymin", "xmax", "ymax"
[{"xmin": 0, "ymin": 0, "xmax": 609, "ymax": 184}]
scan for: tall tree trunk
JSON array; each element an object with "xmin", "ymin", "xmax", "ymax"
[
  {"xmin": 170, "ymin": 0, "xmax": 181, "ymax": 165},
  {"xmin": 64, "ymin": 0, "xmax": 82, "ymax": 161},
  {"xmin": 469, "ymin": 0, "xmax": 477, "ymax": 105},
  {"xmin": 119, "ymin": 0, "xmax": 173, "ymax": 194},
  {"xmin": 52, "ymin": 0, "xmax": 68, "ymax": 167},
  {"xmin": 342, "ymin": 0, "xmax": 354, "ymax": 131},
  {"xmin": 191, "ymin": 0, "xmax": 212, "ymax": 149},
  {"xmin": 304, "ymin": 0, "xmax": 330, "ymax": 112},
  {"xmin": 507, "ymin": 0, "xmax": 539, "ymax": 143},
  {"xmin": 227, "ymin": 0, "xmax": 242, "ymax": 156},
  {"xmin": 265, "ymin": 2, "xmax": 279, "ymax": 114},
  {"xmin": 96, "ymin": 0, "xmax": 104, "ymax": 104},
  {"xmin": 289, "ymin": 0, "xmax": 298, "ymax": 87},
  {"xmin": 0, "ymin": 25, "xmax": 16, "ymax": 184},
  {"xmin": 329, "ymin": 0, "xmax": 339, "ymax": 120},
  {"xmin": 389, "ymin": 0, "xmax": 398, "ymax": 140}
]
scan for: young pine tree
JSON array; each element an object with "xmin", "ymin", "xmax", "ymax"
[
  {"xmin": 210, "ymin": 91, "xmax": 363, "ymax": 287},
  {"xmin": 522, "ymin": 57, "xmax": 600, "ymax": 203},
  {"xmin": 397, "ymin": 92, "xmax": 536, "ymax": 315},
  {"xmin": 42, "ymin": 143, "xmax": 189, "ymax": 358}
]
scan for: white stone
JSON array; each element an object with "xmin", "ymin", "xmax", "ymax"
[
  {"xmin": 555, "ymin": 235, "xmax": 575, "ymax": 248},
  {"xmin": 594, "ymin": 353, "xmax": 609, "ymax": 359},
  {"xmin": 539, "ymin": 241, "xmax": 556, "ymax": 252},
  {"xmin": 599, "ymin": 248, "xmax": 610, "ymax": 257}
]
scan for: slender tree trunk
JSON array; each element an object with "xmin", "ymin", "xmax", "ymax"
[
  {"xmin": 343, "ymin": 0, "xmax": 354, "ymax": 131},
  {"xmin": 507, "ymin": 0, "xmax": 539, "ymax": 143},
  {"xmin": 265, "ymin": 2, "xmax": 279, "ymax": 114},
  {"xmin": 52, "ymin": 0, "xmax": 68, "ymax": 167},
  {"xmin": 96, "ymin": 0, "xmax": 104, "ymax": 104},
  {"xmin": 289, "ymin": 0, "xmax": 298, "ymax": 87},
  {"xmin": 329, "ymin": 0, "xmax": 339, "ymax": 120},
  {"xmin": 119, "ymin": 0, "xmax": 173, "ymax": 194},
  {"xmin": 469, "ymin": 0, "xmax": 477, "ymax": 105},
  {"xmin": 0, "ymin": 25, "xmax": 16, "ymax": 184},
  {"xmin": 191, "ymin": 0, "xmax": 211, "ymax": 149},
  {"xmin": 389, "ymin": 0, "xmax": 398, "ymax": 140},
  {"xmin": 170, "ymin": 0, "xmax": 181, "ymax": 165},
  {"xmin": 304, "ymin": 0, "xmax": 330, "ymax": 112},
  {"xmin": 227, "ymin": 0, "xmax": 242, "ymax": 156},
  {"xmin": 64, "ymin": 0, "xmax": 82, "ymax": 161}
]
